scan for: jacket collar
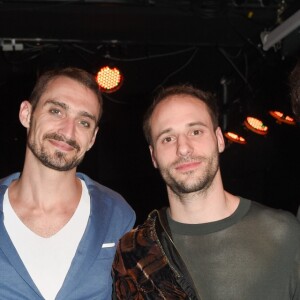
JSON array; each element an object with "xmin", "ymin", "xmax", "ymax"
[
  {"xmin": 56, "ymin": 173, "xmax": 114, "ymax": 299},
  {"xmin": 150, "ymin": 208, "xmax": 201, "ymax": 300},
  {"xmin": 0, "ymin": 172, "xmax": 112, "ymax": 299},
  {"xmin": 0, "ymin": 173, "xmax": 42, "ymax": 297}
]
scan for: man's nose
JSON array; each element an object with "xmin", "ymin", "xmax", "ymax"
[
  {"xmin": 176, "ymin": 135, "xmax": 193, "ymax": 157},
  {"xmin": 57, "ymin": 118, "xmax": 76, "ymax": 140}
]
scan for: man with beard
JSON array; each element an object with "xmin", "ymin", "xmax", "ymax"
[
  {"xmin": 112, "ymin": 85, "xmax": 300, "ymax": 299},
  {"xmin": 0, "ymin": 67, "xmax": 135, "ymax": 299}
]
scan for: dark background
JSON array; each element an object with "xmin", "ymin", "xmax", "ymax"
[{"xmin": 0, "ymin": 0, "xmax": 300, "ymax": 224}]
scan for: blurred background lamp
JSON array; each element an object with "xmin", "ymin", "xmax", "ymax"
[
  {"xmin": 244, "ymin": 116, "xmax": 268, "ymax": 135},
  {"xmin": 96, "ymin": 65, "xmax": 123, "ymax": 93},
  {"xmin": 269, "ymin": 110, "xmax": 296, "ymax": 125},
  {"xmin": 224, "ymin": 131, "xmax": 247, "ymax": 145}
]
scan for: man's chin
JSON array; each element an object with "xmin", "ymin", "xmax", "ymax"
[
  {"xmin": 41, "ymin": 162, "xmax": 73, "ymax": 172},
  {"xmin": 40, "ymin": 157, "xmax": 82, "ymax": 172}
]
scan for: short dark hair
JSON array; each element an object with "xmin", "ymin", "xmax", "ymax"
[
  {"xmin": 289, "ymin": 59, "xmax": 300, "ymax": 119},
  {"xmin": 29, "ymin": 67, "xmax": 103, "ymax": 123},
  {"xmin": 143, "ymin": 84, "xmax": 219, "ymax": 145}
]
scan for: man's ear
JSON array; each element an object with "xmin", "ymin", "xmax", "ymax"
[
  {"xmin": 149, "ymin": 145, "xmax": 158, "ymax": 169},
  {"xmin": 216, "ymin": 127, "xmax": 225, "ymax": 153},
  {"xmin": 19, "ymin": 101, "xmax": 32, "ymax": 129}
]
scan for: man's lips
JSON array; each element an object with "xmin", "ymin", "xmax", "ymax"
[
  {"xmin": 175, "ymin": 161, "xmax": 201, "ymax": 172},
  {"xmin": 44, "ymin": 133, "xmax": 80, "ymax": 151},
  {"xmin": 48, "ymin": 139, "xmax": 76, "ymax": 151}
]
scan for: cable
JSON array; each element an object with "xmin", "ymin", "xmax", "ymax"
[{"xmin": 153, "ymin": 47, "xmax": 199, "ymax": 92}]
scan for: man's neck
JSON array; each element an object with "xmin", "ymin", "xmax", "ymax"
[
  {"xmin": 167, "ymin": 178, "xmax": 239, "ymax": 224},
  {"xmin": 7, "ymin": 163, "xmax": 82, "ymax": 237},
  {"xmin": 15, "ymin": 148, "xmax": 80, "ymax": 202}
]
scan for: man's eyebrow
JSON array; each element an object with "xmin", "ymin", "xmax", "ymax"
[
  {"xmin": 155, "ymin": 128, "xmax": 172, "ymax": 143},
  {"xmin": 44, "ymin": 99, "xmax": 68, "ymax": 110},
  {"xmin": 154, "ymin": 121, "xmax": 209, "ymax": 142},
  {"xmin": 187, "ymin": 121, "xmax": 208, "ymax": 128},
  {"xmin": 44, "ymin": 99, "xmax": 97, "ymax": 123},
  {"xmin": 79, "ymin": 111, "xmax": 97, "ymax": 123}
]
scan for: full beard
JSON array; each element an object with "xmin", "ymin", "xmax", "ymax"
[
  {"xmin": 27, "ymin": 132, "xmax": 84, "ymax": 172},
  {"xmin": 158, "ymin": 150, "xmax": 219, "ymax": 196}
]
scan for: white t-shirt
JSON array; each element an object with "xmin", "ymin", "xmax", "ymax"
[{"xmin": 3, "ymin": 180, "xmax": 90, "ymax": 300}]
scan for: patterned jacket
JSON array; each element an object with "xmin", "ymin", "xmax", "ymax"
[{"xmin": 112, "ymin": 208, "xmax": 200, "ymax": 299}]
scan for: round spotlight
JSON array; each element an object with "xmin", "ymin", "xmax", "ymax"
[
  {"xmin": 244, "ymin": 117, "xmax": 268, "ymax": 135},
  {"xmin": 225, "ymin": 131, "xmax": 247, "ymax": 144},
  {"xmin": 269, "ymin": 110, "xmax": 296, "ymax": 125},
  {"xmin": 96, "ymin": 66, "xmax": 123, "ymax": 93}
]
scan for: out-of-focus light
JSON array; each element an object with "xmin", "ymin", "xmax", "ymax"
[
  {"xmin": 269, "ymin": 110, "xmax": 296, "ymax": 125},
  {"xmin": 96, "ymin": 66, "xmax": 123, "ymax": 93},
  {"xmin": 224, "ymin": 131, "xmax": 247, "ymax": 144},
  {"xmin": 244, "ymin": 116, "xmax": 268, "ymax": 135}
]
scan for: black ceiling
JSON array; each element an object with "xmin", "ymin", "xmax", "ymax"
[
  {"xmin": 1, "ymin": 0, "xmax": 300, "ymax": 222},
  {"xmin": 0, "ymin": 1, "xmax": 288, "ymax": 44},
  {"xmin": 0, "ymin": 0, "xmax": 299, "ymax": 100}
]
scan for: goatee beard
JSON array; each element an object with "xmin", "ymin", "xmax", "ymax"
[
  {"xmin": 27, "ymin": 132, "xmax": 83, "ymax": 171},
  {"xmin": 159, "ymin": 154, "xmax": 219, "ymax": 196}
]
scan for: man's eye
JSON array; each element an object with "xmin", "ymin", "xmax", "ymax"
[
  {"xmin": 192, "ymin": 130, "xmax": 201, "ymax": 135},
  {"xmin": 80, "ymin": 120, "xmax": 90, "ymax": 128},
  {"xmin": 50, "ymin": 108, "xmax": 61, "ymax": 115},
  {"xmin": 162, "ymin": 136, "xmax": 173, "ymax": 143}
]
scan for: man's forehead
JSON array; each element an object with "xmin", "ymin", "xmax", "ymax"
[
  {"xmin": 38, "ymin": 76, "xmax": 93, "ymax": 103},
  {"xmin": 149, "ymin": 95, "xmax": 212, "ymax": 135},
  {"xmin": 36, "ymin": 77, "xmax": 100, "ymax": 116},
  {"xmin": 152, "ymin": 95, "xmax": 208, "ymax": 119},
  {"xmin": 43, "ymin": 76, "xmax": 81, "ymax": 91}
]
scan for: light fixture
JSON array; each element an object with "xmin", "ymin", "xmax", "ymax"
[
  {"xmin": 96, "ymin": 65, "xmax": 123, "ymax": 93},
  {"xmin": 244, "ymin": 116, "xmax": 268, "ymax": 136},
  {"xmin": 224, "ymin": 131, "xmax": 247, "ymax": 145},
  {"xmin": 261, "ymin": 9, "xmax": 300, "ymax": 51},
  {"xmin": 269, "ymin": 110, "xmax": 296, "ymax": 125}
]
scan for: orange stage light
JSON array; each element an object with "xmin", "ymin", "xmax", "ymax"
[
  {"xmin": 244, "ymin": 117, "xmax": 268, "ymax": 135},
  {"xmin": 96, "ymin": 66, "xmax": 123, "ymax": 93},
  {"xmin": 269, "ymin": 110, "xmax": 296, "ymax": 125},
  {"xmin": 224, "ymin": 131, "xmax": 247, "ymax": 144}
]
